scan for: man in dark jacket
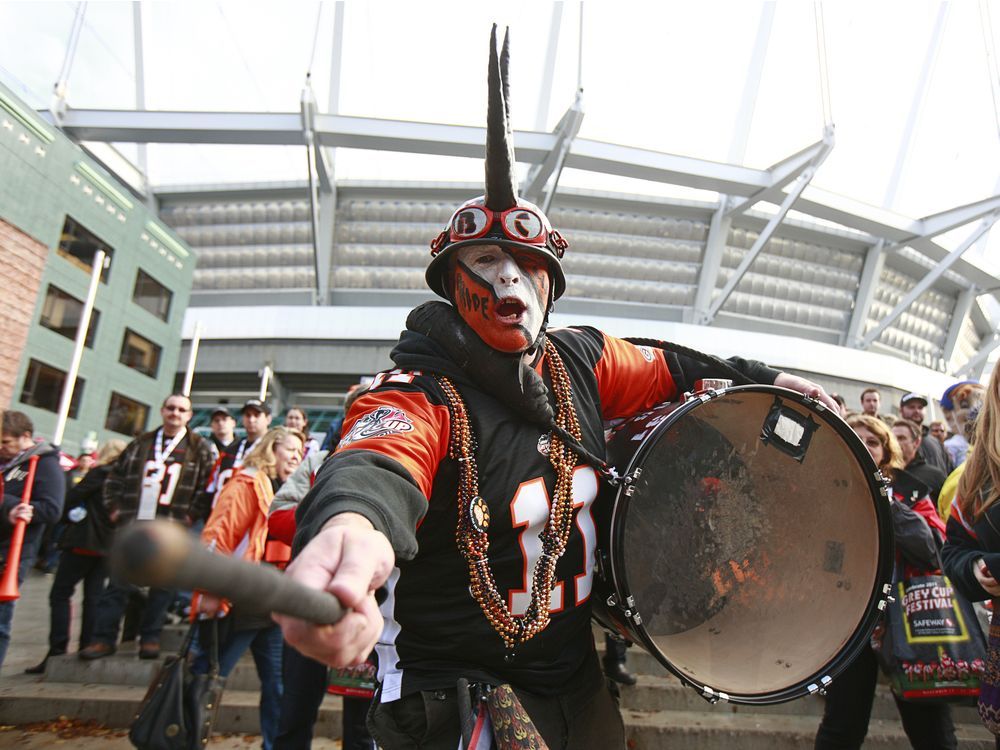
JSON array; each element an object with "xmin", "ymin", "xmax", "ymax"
[
  {"xmin": 0, "ymin": 410, "xmax": 66, "ymax": 670},
  {"xmin": 273, "ymin": 28, "xmax": 838, "ymax": 750},
  {"xmin": 893, "ymin": 419, "xmax": 948, "ymax": 504},
  {"xmin": 899, "ymin": 392, "xmax": 952, "ymax": 474},
  {"xmin": 79, "ymin": 393, "xmax": 215, "ymax": 660}
]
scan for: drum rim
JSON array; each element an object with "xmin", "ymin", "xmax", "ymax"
[{"xmin": 603, "ymin": 384, "xmax": 895, "ymax": 705}]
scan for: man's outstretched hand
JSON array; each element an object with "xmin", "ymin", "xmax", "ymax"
[
  {"xmin": 274, "ymin": 512, "xmax": 394, "ymax": 668},
  {"xmin": 774, "ymin": 372, "xmax": 840, "ymax": 415}
]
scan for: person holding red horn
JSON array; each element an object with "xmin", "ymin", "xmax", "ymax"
[{"xmin": 0, "ymin": 411, "xmax": 66, "ymax": 672}]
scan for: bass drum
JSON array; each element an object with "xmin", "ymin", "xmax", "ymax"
[{"xmin": 592, "ymin": 385, "xmax": 894, "ymax": 704}]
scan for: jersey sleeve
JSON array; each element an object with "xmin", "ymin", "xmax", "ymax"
[
  {"xmin": 592, "ymin": 333, "xmax": 679, "ymax": 419},
  {"xmin": 590, "ymin": 330, "xmax": 781, "ymax": 420},
  {"xmin": 293, "ymin": 376, "xmax": 451, "ymax": 561},
  {"xmin": 336, "ymin": 386, "xmax": 450, "ymax": 499}
]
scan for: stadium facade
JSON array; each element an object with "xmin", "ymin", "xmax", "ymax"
[{"xmin": 4, "ymin": 3, "xmax": 1000, "ymax": 441}]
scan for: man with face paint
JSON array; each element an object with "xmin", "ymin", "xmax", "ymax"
[
  {"xmin": 451, "ymin": 244, "xmax": 550, "ymax": 355},
  {"xmin": 277, "ymin": 27, "xmax": 838, "ymax": 750}
]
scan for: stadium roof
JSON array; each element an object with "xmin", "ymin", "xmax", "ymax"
[
  {"xmin": 0, "ymin": 2, "xmax": 996, "ymax": 253},
  {"xmin": 2, "ymin": 1, "xmax": 999, "ymax": 375}
]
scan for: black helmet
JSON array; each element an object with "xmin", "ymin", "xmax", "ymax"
[
  {"xmin": 426, "ymin": 26, "xmax": 569, "ymax": 302},
  {"xmin": 426, "ymin": 196, "xmax": 567, "ymax": 300}
]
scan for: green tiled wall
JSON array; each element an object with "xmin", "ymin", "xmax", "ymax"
[{"xmin": 0, "ymin": 83, "xmax": 195, "ymax": 453}]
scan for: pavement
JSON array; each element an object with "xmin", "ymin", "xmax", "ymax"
[
  {"xmin": 0, "ymin": 569, "xmax": 341, "ymax": 749},
  {"xmin": 1, "ymin": 568, "xmax": 995, "ymax": 749}
]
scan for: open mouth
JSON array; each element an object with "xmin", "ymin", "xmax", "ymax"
[{"xmin": 496, "ymin": 297, "xmax": 527, "ymax": 323}]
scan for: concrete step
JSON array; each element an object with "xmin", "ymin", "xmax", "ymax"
[
  {"xmin": 622, "ymin": 708, "xmax": 995, "ymax": 750},
  {"xmin": 619, "ymin": 673, "xmax": 983, "ymax": 724},
  {"xmin": 1, "ymin": 677, "xmax": 992, "ymax": 750},
  {"xmin": 0, "ymin": 677, "xmax": 344, "ymax": 737},
  {"xmin": 40, "ymin": 643, "xmax": 986, "ymax": 728},
  {"xmin": 44, "ymin": 648, "xmax": 266, "ymax": 692}
]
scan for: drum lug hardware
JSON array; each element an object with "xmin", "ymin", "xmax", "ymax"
[
  {"xmin": 700, "ymin": 686, "xmax": 729, "ymax": 704},
  {"xmin": 808, "ymin": 675, "xmax": 833, "ymax": 696},
  {"xmin": 809, "ymin": 396, "xmax": 826, "ymax": 412},
  {"xmin": 622, "ymin": 468, "xmax": 642, "ymax": 496},
  {"xmin": 619, "ymin": 595, "xmax": 642, "ymax": 625}
]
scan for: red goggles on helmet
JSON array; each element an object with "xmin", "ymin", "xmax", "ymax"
[{"xmin": 439, "ymin": 205, "xmax": 565, "ymax": 256}]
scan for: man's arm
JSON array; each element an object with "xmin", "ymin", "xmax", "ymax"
[
  {"xmin": 24, "ymin": 454, "xmax": 66, "ymax": 527},
  {"xmin": 593, "ymin": 330, "xmax": 837, "ymax": 418},
  {"xmin": 941, "ymin": 512, "xmax": 999, "ymax": 601},
  {"xmin": 293, "ymin": 449, "xmax": 428, "ymax": 561},
  {"xmin": 102, "ymin": 443, "xmax": 133, "ymax": 520},
  {"xmin": 276, "ymin": 512, "xmax": 394, "ymax": 667}
]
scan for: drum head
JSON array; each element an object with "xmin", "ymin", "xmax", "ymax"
[{"xmin": 610, "ymin": 386, "xmax": 891, "ymax": 701}]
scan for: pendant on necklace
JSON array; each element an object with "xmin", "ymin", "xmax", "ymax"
[{"xmin": 469, "ymin": 495, "xmax": 490, "ymax": 533}]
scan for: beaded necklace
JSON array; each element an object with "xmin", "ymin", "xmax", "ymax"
[{"xmin": 437, "ymin": 339, "xmax": 582, "ymax": 655}]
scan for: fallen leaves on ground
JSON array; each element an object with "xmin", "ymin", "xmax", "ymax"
[{"xmin": 9, "ymin": 717, "xmax": 126, "ymax": 739}]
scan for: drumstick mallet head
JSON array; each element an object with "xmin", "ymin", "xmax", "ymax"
[{"xmin": 110, "ymin": 520, "xmax": 346, "ymax": 625}]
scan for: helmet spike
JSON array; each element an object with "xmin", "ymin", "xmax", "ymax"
[{"xmin": 485, "ymin": 24, "xmax": 518, "ymax": 210}]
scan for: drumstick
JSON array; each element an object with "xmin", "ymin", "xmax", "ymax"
[{"xmin": 109, "ymin": 520, "xmax": 346, "ymax": 625}]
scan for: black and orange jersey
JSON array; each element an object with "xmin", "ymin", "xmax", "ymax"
[
  {"xmin": 206, "ymin": 436, "xmax": 257, "ymax": 505},
  {"xmin": 295, "ymin": 324, "xmax": 778, "ymax": 698}
]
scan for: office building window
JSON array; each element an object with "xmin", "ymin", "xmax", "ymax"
[
  {"xmin": 120, "ymin": 329, "xmax": 162, "ymax": 378},
  {"xmin": 133, "ymin": 269, "xmax": 172, "ymax": 321},
  {"xmin": 105, "ymin": 392, "xmax": 149, "ymax": 436},
  {"xmin": 20, "ymin": 359, "xmax": 84, "ymax": 418},
  {"xmin": 39, "ymin": 285, "xmax": 100, "ymax": 347},
  {"xmin": 57, "ymin": 217, "xmax": 112, "ymax": 282}
]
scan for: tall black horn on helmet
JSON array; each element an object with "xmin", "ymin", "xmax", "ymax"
[
  {"xmin": 485, "ymin": 24, "xmax": 517, "ymax": 211},
  {"xmin": 425, "ymin": 26, "xmax": 569, "ymax": 302}
]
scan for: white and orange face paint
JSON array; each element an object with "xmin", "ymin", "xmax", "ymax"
[{"xmin": 451, "ymin": 244, "xmax": 551, "ymax": 354}]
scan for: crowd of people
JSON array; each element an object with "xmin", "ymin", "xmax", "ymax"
[
  {"xmin": 813, "ymin": 381, "xmax": 991, "ymax": 749},
  {"xmin": 0, "ymin": 393, "xmax": 374, "ymax": 750},
  {"xmin": 1, "ymin": 27, "xmax": 999, "ymax": 750},
  {"xmin": 0, "ymin": 370, "xmax": 993, "ymax": 749}
]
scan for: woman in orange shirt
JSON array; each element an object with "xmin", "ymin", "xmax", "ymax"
[{"xmin": 193, "ymin": 426, "xmax": 304, "ymax": 750}]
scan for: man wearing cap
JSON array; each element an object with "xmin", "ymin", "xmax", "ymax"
[
  {"xmin": 899, "ymin": 392, "xmax": 951, "ymax": 474},
  {"xmin": 207, "ymin": 398, "xmax": 272, "ymax": 504},
  {"xmin": 275, "ymin": 27, "xmax": 838, "ymax": 749},
  {"xmin": 208, "ymin": 406, "xmax": 238, "ymax": 460}
]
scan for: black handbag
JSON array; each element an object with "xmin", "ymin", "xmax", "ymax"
[{"xmin": 129, "ymin": 620, "xmax": 225, "ymax": 750}]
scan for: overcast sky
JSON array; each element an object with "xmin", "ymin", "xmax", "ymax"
[{"xmin": 2, "ymin": 1, "xmax": 999, "ymax": 271}]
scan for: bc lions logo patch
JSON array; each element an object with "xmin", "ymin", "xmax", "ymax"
[{"xmin": 340, "ymin": 405, "xmax": 414, "ymax": 446}]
